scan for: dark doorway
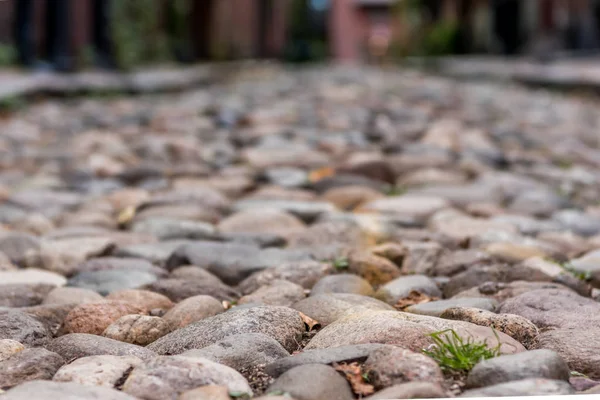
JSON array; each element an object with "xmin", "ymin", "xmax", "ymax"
[
  {"xmin": 190, "ymin": 0, "xmax": 214, "ymax": 60},
  {"xmin": 493, "ymin": 0, "xmax": 521, "ymax": 55}
]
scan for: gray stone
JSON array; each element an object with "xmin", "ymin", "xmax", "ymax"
[
  {"xmin": 75, "ymin": 257, "xmax": 166, "ymax": 277},
  {"xmin": 131, "ymin": 217, "xmax": 217, "ymax": 240},
  {"xmin": 292, "ymin": 293, "xmax": 394, "ymax": 326},
  {"xmin": 53, "ymin": 355, "xmax": 142, "ymax": 388},
  {"xmin": 365, "ymin": 382, "xmax": 447, "ymax": 399},
  {"xmin": 148, "ymin": 306, "xmax": 305, "ymax": 354},
  {"xmin": 553, "ymin": 209, "xmax": 600, "ymax": 237},
  {"xmin": 453, "ymin": 280, "xmax": 572, "ymax": 303},
  {"xmin": 405, "ymin": 298, "xmax": 498, "ymax": 317},
  {"xmin": 232, "ymin": 199, "xmax": 337, "ymax": 223},
  {"xmin": 46, "ymin": 333, "xmax": 156, "ymax": 362},
  {"xmin": 364, "ymin": 347, "xmax": 444, "ymax": 390},
  {"xmin": 114, "ymin": 240, "xmax": 194, "ymax": 265},
  {"xmin": 167, "ymin": 241, "xmax": 314, "ymax": 285},
  {"xmin": 375, "ymin": 275, "xmax": 442, "ymax": 305},
  {"xmin": 0, "ymin": 380, "xmax": 138, "ymax": 400},
  {"xmin": 265, "ymin": 343, "xmax": 386, "ymax": 378},
  {"xmin": 0, "ymin": 269, "xmax": 67, "ymax": 286},
  {"xmin": 239, "ymin": 280, "xmax": 305, "ymax": 307},
  {"xmin": 440, "ymin": 308, "xmax": 539, "ymax": 349},
  {"xmin": 182, "ymin": 333, "xmax": 289, "ymax": 371},
  {"xmin": 0, "ymin": 348, "xmax": 65, "ymax": 388},
  {"xmin": 122, "ymin": 356, "xmax": 251, "ymax": 400},
  {"xmin": 238, "ymin": 261, "xmax": 333, "ymax": 295},
  {"xmin": 143, "ymin": 278, "xmax": 239, "ymax": 302},
  {"xmin": 0, "ymin": 309, "xmax": 51, "ymax": 347},
  {"xmin": 43, "ymin": 287, "xmax": 104, "ymax": 305},
  {"xmin": 466, "ymin": 349, "xmax": 570, "ymax": 388},
  {"xmin": 0, "ymin": 283, "xmax": 55, "ymax": 307},
  {"xmin": 67, "ymin": 270, "xmax": 158, "ymax": 296},
  {"xmin": 267, "ymin": 364, "xmax": 354, "ymax": 400},
  {"xmin": 0, "ymin": 233, "xmax": 41, "ymax": 266},
  {"xmin": 460, "ymin": 378, "xmax": 575, "ymax": 397},
  {"xmin": 310, "ymin": 274, "xmax": 373, "ymax": 296},
  {"xmin": 304, "ymin": 311, "xmax": 525, "ymax": 355}
]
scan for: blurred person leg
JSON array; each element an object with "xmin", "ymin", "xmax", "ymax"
[
  {"xmin": 46, "ymin": 0, "xmax": 73, "ymax": 72},
  {"xmin": 14, "ymin": 0, "xmax": 36, "ymax": 67},
  {"xmin": 92, "ymin": 0, "xmax": 117, "ymax": 69}
]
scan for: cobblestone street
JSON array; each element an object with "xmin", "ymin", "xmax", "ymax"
[{"xmin": 1, "ymin": 65, "xmax": 600, "ymax": 398}]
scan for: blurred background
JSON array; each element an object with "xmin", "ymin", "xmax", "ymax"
[{"xmin": 1, "ymin": 0, "xmax": 600, "ymax": 71}]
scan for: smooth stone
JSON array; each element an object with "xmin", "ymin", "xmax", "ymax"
[
  {"xmin": 0, "ymin": 348, "xmax": 65, "ymax": 388},
  {"xmin": 375, "ymin": 275, "xmax": 442, "ymax": 305},
  {"xmin": 76, "ymin": 257, "xmax": 167, "ymax": 277},
  {"xmin": 163, "ymin": 295, "xmax": 225, "ymax": 330},
  {"xmin": 63, "ymin": 301, "xmax": 145, "ymax": 335},
  {"xmin": 441, "ymin": 307, "xmax": 539, "ymax": 349},
  {"xmin": 148, "ymin": 306, "xmax": 305, "ymax": 354},
  {"xmin": 466, "ymin": 349, "xmax": 570, "ymax": 388},
  {"xmin": 428, "ymin": 209, "xmax": 517, "ymax": 243},
  {"xmin": 400, "ymin": 241, "xmax": 444, "ymax": 276},
  {"xmin": 103, "ymin": 315, "xmax": 170, "ymax": 346},
  {"xmin": 0, "ymin": 269, "xmax": 66, "ymax": 286},
  {"xmin": 218, "ymin": 209, "xmax": 306, "ymax": 240},
  {"xmin": 239, "ymin": 280, "xmax": 305, "ymax": 307},
  {"xmin": 0, "ymin": 380, "xmax": 138, "ymax": 400},
  {"xmin": 292, "ymin": 293, "xmax": 394, "ymax": 326},
  {"xmin": 0, "ymin": 339, "xmax": 25, "ymax": 362},
  {"xmin": 0, "ymin": 309, "xmax": 51, "ymax": 346},
  {"xmin": 263, "ymin": 167, "xmax": 308, "ymax": 188},
  {"xmin": 178, "ymin": 385, "xmax": 232, "ymax": 400},
  {"xmin": 167, "ymin": 241, "xmax": 314, "ymax": 285},
  {"xmin": 114, "ymin": 240, "xmax": 194, "ymax": 265},
  {"xmin": 453, "ymin": 280, "xmax": 573, "ymax": 303},
  {"xmin": 405, "ymin": 298, "xmax": 498, "ymax": 317},
  {"xmin": 357, "ymin": 195, "xmax": 449, "ymax": 226},
  {"xmin": 265, "ymin": 344, "xmax": 386, "ymax": 378},
  {"xmin": 67, "ymin": 270, "xmax": 158, "ymax": 296},
  {"xmin": 43, "ymin": 287, "xmax": 104, "ymax": 305},
  {"xmin": 237, "ymin": 261, "xmax": 333, "ymax": 295},
  {"xmin": 310, "ymin": 274, "xmax": 374, "ymax": 296},
  {"xmin": 553, "ymin": 209, "xmax": 600, "ymax": 237},
  {"xmin": 143, "ymin": 278, "xmax": 239, "ymax": 302},
  {"xmin": 106, "ymin": 289, "xmax": 174, "ymax": 313},
  {"xmin": 364, "ymin": 382, "xmax": 447, "ymax": 399},
  {"xmin": 131, "ymin": 217, "xmax": 217, "ymax": 241},
  {"xmin": 181, "ymin": 333, "xmax": 289, "ymax": 372},
  {"xmin": 286, "ymin": 220, "xmax": 372, "ymax": 250},
  {"xmin": 304, "ymin": 311, "xmax": 525, "ymax": 355},
  {"xmin": 345, "ymin": 251, "xmax": 402, "ymax": 286},
  {"xmin": 0, "ymin": 283, "xmax": 55, "ymax": 307},
  {"xmin": 46, "ymin": 333, "xmax": 156, "ymax": 362},
  {"xmin": 18, "ymin": 303, "xmax": 78, "ymax": 336},
  {"xmin": 267, "ymin": 364, "xmax": 354, "ymax": 400},
  {"xmin": 0, "ymin": 233, "xmax": 41, "ymax": 266},
  {"xmin": 122, "ymin": 356, "xmax": 252, "ymax": 399},
  {"xmin": 364, "ymin": 346, "xmax": 444, "ymax": 390},
  {"xmin": 460, "ymin": 378, "xmax": 575, "ymax": 397},
  {"xmin": 232, "ymin": 199, "xmax": 337, "ymax": 223},
  {"xmin": 52, "ymin": 355, "xmax": 142, "ymax": 388},
  {"xmin": 322, "ymin": 185, "xmax": 384, "ymax": 211},
  {"xmin": 169, "ymin": 266, "xmax": 223, "ymax": 284}
]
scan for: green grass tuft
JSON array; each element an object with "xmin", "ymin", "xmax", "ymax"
[
  {"xmin": 422, "ymin": 329, "xmax": 501, "ymax": 372},
  {"xmin": 332, "ymin": 256, "xmax": 349, "ymax": 271}
]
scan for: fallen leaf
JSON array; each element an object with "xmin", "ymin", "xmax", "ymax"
[
  {"xmin": 298, "ymin": 311, "xmax": 320, "ymax": 331},
  {"xmin": 117, "ymin": 205, "xmax": 136, "ymax": 226},
  {"xmin": 333, "ymin": 362, "xmax": 375, "ymax": 397},
  {"xmin": 308, "ymin": 167, "xmax": 335, "ymax": 183},
  {"xmin": 394, "ymin": 290, "xmax": 439, "ymax": 311}
]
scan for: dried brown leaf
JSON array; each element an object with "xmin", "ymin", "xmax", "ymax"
[
  {"xmin": 394, "ymin": 290, "xmax": 439, "ymax": 310},
  {"xmin": 333, "ymin": 362, "xmax": 375, "ymax": 397},
  {"xmin": 308, "ymin": 167, "xmax": 335, "ymax": 183},
  {"xmin": 298, "ymin": 311, "xmax": 320, "ymax": 331}
]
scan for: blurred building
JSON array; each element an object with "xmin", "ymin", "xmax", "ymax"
[{"xmin": 1, "ymin": 0, "xmax": 600, "ymax": 64}]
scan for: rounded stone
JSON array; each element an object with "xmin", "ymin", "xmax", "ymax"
[
  {"xmin": 239, "ymin": 279, "xmax": 306, "ymax": 307},
  {"xmin": 364, "ymin": 347, "xmax": 444, "ymax": 390},
  {"xmin": 52, "ymin": 355, "xmax": 143, "ymax": 387},
  {"xmin": 310, "ymin": 274, "xmax": 374, "ymax": 296},
  {"xmin": 46, "ymin": 333, "xmax": 156, "ymax": 362},
  {"xmin": 0, "ymin": 309, "xmax": 51, "ymax": 347},
  {"xmin": 268, "ymin": 364, "xmax": 354, "ymax": 400},
  {"xmin": 43, "ymin": 287, "xmax": 104, "ymax": 305},
  {"xmin": 122, "ymin": 356, "xmax": 252, "ymax": 400},
  {"xmin": 103, "ymin": 314, "xmax": 171, "ymax": 346},
  {"xmin": 63, "ymin": 301, "xmax": 146, "ymax": 335},
  {"xmin": 162, "ymin": 295, "xmax": 225, "ymax": 330},
  {"xmin": 365, "ymin": 382, "xmax": 447, "ymax": 399},
  {"xmin": 148, "ymin": 306, "xmax": 305, "ymax": 354},
  {"xmin": 0, "ymin": 380, "xmax": 138, "ymax": 400},
  {"xmin": 0, "ymin": 348, "xmax": 65, "ymax": 388},
  {"xmin": 374, "ymin": 275, "xmax": 442, "ymax": 305},
  {"xmin": 0, "ymin": 339, "xmax": 25, "ymax": 362},
  {"xmin": 106, "ymin": 289, "xmax": 174, "ymax": 313}
]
